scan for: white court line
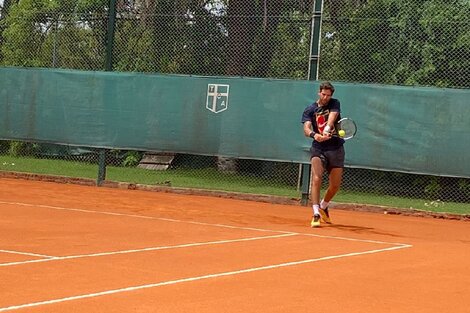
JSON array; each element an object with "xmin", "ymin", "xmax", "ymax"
[
  {"xmin": 0, "ymin": 201, "xmax": 289, "ymax": 233},
  {"xmin": 0, "ymin": 233, "xmax": 296, "ymax": 267},
  {"xmin": 0, "ymin": 249, "xmax": 54, "ymax": 259},
  {"xmin": 0, "ymin": 244, "xmax": 411, "ymax": 312},
  {"xmin": 0, "ymin": 200, "xmax": 411, "ymax": 246}
]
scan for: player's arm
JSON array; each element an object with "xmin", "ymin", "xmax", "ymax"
[
  {"xmin": 303, "ymin": 121, "xmax": 329, "ymax": 142},
  {"xmin": 303, "ymin": 120, "xmax": 314, "ymax": 137},
  {"xmin": 326, "ymin": 111, "xmax": 339, "ymax": 131},
  {"xmin": 323, "ymin": 99, "xmax": 341, "ymax": 135}
]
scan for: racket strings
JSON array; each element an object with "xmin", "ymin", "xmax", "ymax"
[{"xmin": 337, "ymin": 119, "xmax": 357, "ymax": 138}]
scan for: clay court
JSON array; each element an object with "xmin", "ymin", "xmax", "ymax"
[{"xmin": 1, "ymin": 178, "xmax": 469, "ymax": 312}]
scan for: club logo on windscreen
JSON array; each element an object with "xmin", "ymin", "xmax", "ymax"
[{"xmin": 206, "ymin": 84, "xmax": 229, "ymax": 113}]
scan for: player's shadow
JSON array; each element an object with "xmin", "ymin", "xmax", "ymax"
[
  {"xmin": 326, "ymin": 223, "xmax": 402, "ymax": 237},
  {"xmin": 266, "ymin": 216, "xmax": 402, "ymax": 238}
]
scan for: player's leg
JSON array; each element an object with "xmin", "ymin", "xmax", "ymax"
[
  {"xmin": 310, "ymin": 155, "xmax": 325, "ymax": 227},
  {"xmin": 319, "ymin": 146, "xmax": 345, "ymax": 223},
  {"xmin": 311, "ymin": 156, "xmax": 325, "ymax": 206},
  {"xmin": 324, "ymin": 167, "xmax": 343, "ymax": 201},
  {"xmin": 319, "ymin": 168, "xmax": 342, "ymax": 224}
]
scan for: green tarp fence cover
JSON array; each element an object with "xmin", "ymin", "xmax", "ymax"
[{"xmin": 1, "ymin": 67, "xmax": 469, "ymax": 178}]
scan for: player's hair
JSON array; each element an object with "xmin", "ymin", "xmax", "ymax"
[{"xmin": 319, "ymin": 81, "xmax": 335, "ymax": 94}]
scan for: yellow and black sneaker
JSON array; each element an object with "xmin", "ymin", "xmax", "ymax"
[
  {"xmin": 310, "ymin": 214, "xmax": 321, "ymax": 228},
  {"xmin": 319, "ymin": 207, "xmax": 332, "ymax": 224}
]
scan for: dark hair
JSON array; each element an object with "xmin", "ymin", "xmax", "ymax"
[{"xmin": 319, "ymin": 81, "xmax": 335, "ymax": 94}]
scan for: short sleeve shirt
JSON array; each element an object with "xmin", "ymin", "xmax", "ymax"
[{"xmin": 301, "ymin": 98, "xmax": 344, "ymax": 150}]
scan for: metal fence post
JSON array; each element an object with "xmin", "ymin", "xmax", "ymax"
[
  {"xmin": 308, "ymin": 0, "xmax": 324, "ymax": 81},
  {"xmin": 300, "ymin": 0, "xmax": 324, "ymax": 205},
  {"xmin": 97, "ymin": 149, "xmax": 107, "ymax": 186},
  {"xmin": 96, "ymin": 0, "xmax": 117, "ymax": 186},
  {"xmin": 105, "ymin": 0, "xmax": 117, "ymax": 72},
  {"xmin": 300, "ymin": 163, "xmax": 311, "ymax": 205}
]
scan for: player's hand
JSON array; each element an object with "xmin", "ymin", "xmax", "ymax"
[
  {"xmin": 322, "ymin": 124, "xmax": 332, "ymax": 136},
  {"xmin": 315, "ymin": 133, "xmax": 331, "ymax": 142}
]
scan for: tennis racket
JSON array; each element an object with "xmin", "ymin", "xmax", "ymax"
[{"xmin": 333, "ymin": 117, "xmax": 357, "ymax": 140}]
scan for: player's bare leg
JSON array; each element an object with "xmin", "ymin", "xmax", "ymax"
[
  {"xmin": 310, "ymin": 157, "xmax": 324, "ymax": 227},
  {"xmin": 319, "ymin": 167, "xmax": 343, "ymax": 223},
  {"xmin": 324, "ymin": 167, "xmax": 343, "ymax": 201}
]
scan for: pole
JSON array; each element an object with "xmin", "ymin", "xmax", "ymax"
[
  {"xmin": 301, "ymin": 0, "xmax": 324, "ymax": 205},
  {"xmin": 97, "ymin": 0, "xmax": 117, "ymax": 186},
  {"xmin": 308, "ymin": 0, "xmax": 324, "ymax": 81},
  {"xmin": 105, "ymin": 0, "xmax": 117, "ymax": 72},
  {"xmin": 97, "ymin": 149, "xmax": 107, "ymax": 186}
]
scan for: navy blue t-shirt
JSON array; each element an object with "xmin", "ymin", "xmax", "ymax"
[{"xmin": 301, "ymin": 98, "xmax": 344, "ymax": 150}]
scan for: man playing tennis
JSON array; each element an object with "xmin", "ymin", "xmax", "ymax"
[{"xmin": 301, "ymin": 81, "xmax": 345, "ymax": 227}]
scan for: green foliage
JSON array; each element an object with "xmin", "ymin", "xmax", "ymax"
[
  {"xmin": 8, "ymin": 141, "xmax": 40, "ymax": 157},
  {"xmin": 320, "ymin": 0, "xmax": 469, "ymax": 88},
  {"xmin": 107, "ymin": 149, "xmax": 143, "ymax": 167},
  {"xmin": 1, "ymin": 0, "xmax": 107, "ymax": 69},
  {"xmin": 1, "ymin": 0, "xmax": 47, "ymax": 66},
  {"xmin": 268, "ymin": 10, "xmax": 311, "ymax": 79},
  {"xmin": 458, "ymin": 179, "xmax": 470, "ymax": 193},
  {"xmin": 122, "ymin": 151, "xmax": 142, "ymax": 167},
  {"xmin": 114, "ymin": 21, "xmax": 156, "ymax": 72},
  {"xmin": 424, "ymin": 176, "xmax": 441, "ymax": 198},
  {"xmin": 0, "ymin": 140, "xmax": 10, "ymax": 155},
  {"xmin": 0, "ymin": 0, "xmax": 467, "ymax": 87}
]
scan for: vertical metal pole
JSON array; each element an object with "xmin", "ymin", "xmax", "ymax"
[
  {"xmin": 308, "ymin": 0, "xmax": 324, "ymax": 81},
  {"xmin": 97, "ymin": 0, "xmax": 117, "ymax": 186},
  {"xmin": 301, "ymin": 0, "xmax": 324, "ymax": 205},
  {"xmin": 300, "ymin": 164, "xmax": 311, "ymax": 206},
  {"xmin": 52, "ymin": 18, "xmax": 58, "ymax": 67},
  {"xmin": 97, "ymin": 149, "xmax": 107, "ymax": 186},
  {"xmin": 105, "ymin": 0, "xmax": 117, "ymax": 72}
]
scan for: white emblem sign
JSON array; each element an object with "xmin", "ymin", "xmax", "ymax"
[{"xmin": 206, "ymin": 84, "xmax": 229, "ymax": 113}]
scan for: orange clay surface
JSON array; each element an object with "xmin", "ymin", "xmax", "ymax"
[{"xmin": 0, "ymin": 178, "xmax": 469, "ymax": 313}]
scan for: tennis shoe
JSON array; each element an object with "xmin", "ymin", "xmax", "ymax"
[
  {"xmin": 319, "ymin": 207, "xmax": 332, "ymax": 224},
  {"xmin": 310, "ymin": 214, "xmax": 321, "ymax": 228}
]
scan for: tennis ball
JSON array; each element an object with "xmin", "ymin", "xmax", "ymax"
[{"xmin": 338, "ymin": 129, "xmax": 346, "ymax": 137}]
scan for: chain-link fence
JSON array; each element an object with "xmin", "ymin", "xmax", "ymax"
[
  {"xmin": 1, "ymin": 1, "xmax": 468, "ymax": 86},
  {"xmin": 1, "ymin": 141, "xmax": 469, "ymax": 213},
  {"xmin": 1, "ymin": 0, "xmax": 469, "ymax": 212},
  {"xmin": 319, "ymin": 0, "xmax": 470, "ymax": 88}
]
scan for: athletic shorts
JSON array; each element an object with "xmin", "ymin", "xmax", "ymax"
[{"xmin": 310, "ymin": 145, "xmax": 345, "ymax": 171}]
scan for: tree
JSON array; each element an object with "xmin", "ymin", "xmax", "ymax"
[
  {"xmin": 0, "ymin": 0, "xmax": 20, "ymax": 62},
  {"xmin": 319, "ymin": 0, "xmax": 470, "ymax": 88},
  {"xmin": 225, "ymin": 0, "xmax": 258, "ymax": 76},
  {"xmin": 1, "ymin": 0, "xmax": 108, "ymax": 69}
]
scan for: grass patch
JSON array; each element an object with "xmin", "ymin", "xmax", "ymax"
[
  {"xmin": 0, "ymin": 155, "xmax": 98, "ymax": 178},
  {"xmin": 336, "ymin": 191, "xmax": 469, "ymax": 215},
  {"xmin": 1, "ymin": 155, "xmax": 469, "ymax": 215},
  {"xmin": 107, "ymin": 166, "xmax": 300, "ymax": 197}
]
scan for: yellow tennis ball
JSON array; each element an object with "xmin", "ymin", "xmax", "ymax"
[{"xmin": 338, "ymin": 129, "xmax": 346, "ymax": 137}]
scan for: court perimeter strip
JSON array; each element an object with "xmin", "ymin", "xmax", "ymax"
[{"xmin": 0, "ymin": 243, "xmax": 411, "ymax": 312}]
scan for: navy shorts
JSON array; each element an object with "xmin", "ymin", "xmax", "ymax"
[{"xmin": 310, "ymin": 145, "xmax": 345, "ymax": 171}]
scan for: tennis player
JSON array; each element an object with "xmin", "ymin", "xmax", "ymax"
[{"xmin": 301, "ymin": 81, "xmax": 345, "ymax": 227}]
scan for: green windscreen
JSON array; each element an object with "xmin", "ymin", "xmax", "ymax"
[{"xmin": 1, "ymin": 67, "xmax": 469, "ymax": 178}]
